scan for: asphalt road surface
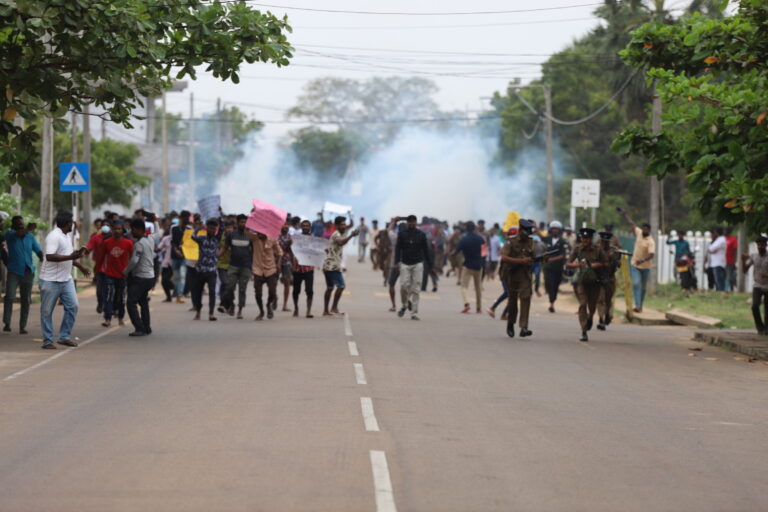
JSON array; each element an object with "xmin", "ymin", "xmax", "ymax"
[{"xmin": 1, "ymin": 261, "xmax": 767, "ymax": 512}]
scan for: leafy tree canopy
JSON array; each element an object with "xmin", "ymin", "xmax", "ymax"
[
  {"xmin": 612, "ymin": 0, "xmax": 768, "ymax": 234},
  {"xmin": 0, "ymin": 0, "xmax": 292, "ymax": 179},
  {"xmin": 288, "ymin": 76, "xmax": 441, "ymax": 148},
  {"xmin": 289, "ymin": 127, "xmax": 365, "ymax": 178}
]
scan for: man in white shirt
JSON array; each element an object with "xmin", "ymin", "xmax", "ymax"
[
  {"xmin": 741, "ymin": 236, "xmax": 768, "ymax": 334},
  {"xmin": 707, "ymin": 227, "xmax": 727, "ymax": 291},
  {"xmin": 39, "ymin": 211, "xmax": 91, "ymax": 349}
]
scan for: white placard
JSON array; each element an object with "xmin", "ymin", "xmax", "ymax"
[
  {"xmin": 324, "ymin": 201, "xmax": 352, "ymax": 216},
  {"xmin": 571, "ymin": 179, "xmax": 601, "ymax": 209},
  {"xmin": 291, "ymin": 234, "xmax": 329, "ymax": 268},
  {"xmin": 198, "ymin": 195, "xmax": 221, "ymax": 221}
]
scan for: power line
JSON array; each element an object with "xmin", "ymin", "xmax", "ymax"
[
  {"xmin": 295, "ymin": 44, "xmax": 617, "ymax": 58},
  {"xmin": 512, "ymin": 70, "xmax": 640, "ymax": 126},
  {"xmin": 244, "ymin": 2, "xmax": 603, "ymax": 15},
  {"xmin": 294, "ymin": 17, "xmax": 597, "ymax": 30}
]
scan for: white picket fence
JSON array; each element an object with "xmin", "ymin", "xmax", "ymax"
[{"xmin": 653, "ymin": 231, "xmax": 755, "ymax": 290}]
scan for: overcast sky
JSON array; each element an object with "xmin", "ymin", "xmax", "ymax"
[{"xmin": 114, "ymin": 0, "xmax": 617, "ymax": 141}]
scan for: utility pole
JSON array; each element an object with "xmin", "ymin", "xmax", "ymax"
[
  {"xmin": 649, "ymin": 82, "xmax": 662, "ymax": 294},
  {"xmin": 40, "ymin": 117, "xmax": 54, "ymax": 227},
  {"xmin": 161, "ymin": 92, "xmax": 169, "ymax": 214},
  {"xmin": 215, "ymin": 97, "xmax": 222, "ymax": 153},
  {"xmin": 188, "ymin": 92, "xmax": 196, "ymax": 202},
  {"xmin": 71, "ymin": 112, "xmax": 79, "ymax": 228},
  {"xmin": 544, "ymin": 85, "xmax": 554, "ymax": 224},
  {"xmin": 10, "ymin": 117, "xmax": 23, "ymax": 211},
  {"xmin": 82, "ymin": 104, "xmax": 92, "ymax": 242}
]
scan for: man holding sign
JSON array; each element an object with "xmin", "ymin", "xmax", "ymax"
[{"xmin": 291, "ymin": 220, "xmax": 319, "ymax": 318}]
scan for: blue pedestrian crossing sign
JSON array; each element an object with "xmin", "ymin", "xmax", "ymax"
[{"xmin": 59, "ymin": 162, "xmax": 90, "ymax": 192}]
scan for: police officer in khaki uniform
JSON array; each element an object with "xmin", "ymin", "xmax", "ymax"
[
  {"xmin": 500, "ymin": 219, "xmax": 535, "ymax": 338},
  {"xmin": 597, "ymin": 231, "xmax": 621, "ymax": 331},
  {"xmin": 566, "ymin": 227, "xmax": 607, "ymax": 342}
]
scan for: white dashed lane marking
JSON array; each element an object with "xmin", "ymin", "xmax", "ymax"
[
  {"xmin": 354, "ymin": 363, "xmax": 368, "ymax": 385},
  {"xmin": 360, "ymin": 397, "xmax": 380, "ymax": 432},
  {"xmin": 370, "ymin": 450, "xmax": 397, "ymax": 512}
]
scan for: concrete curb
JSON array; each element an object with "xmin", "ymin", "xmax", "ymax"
[{"xmin": 693, "ymin": 330, "xmax": 768, "ymax": 360}]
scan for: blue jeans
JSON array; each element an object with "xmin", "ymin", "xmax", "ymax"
[
  {"xmin": 172, "ymin": 259, "xmax": 186, "ymax": 297},
  {"xmin": 630, "ymin": 266, "xmax": 650, "ymax": 309},
  {"xmin": 712, "ymin": 266, "xmax": 726, "ymax": 292},
  {"xmin": 39, "ymin": 279, "xmax": 79, "ymax": 347}
]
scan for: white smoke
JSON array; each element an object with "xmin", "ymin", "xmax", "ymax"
[{"xmin": 215, "ymin": 126, "xmax": 547, "ymax": 224}]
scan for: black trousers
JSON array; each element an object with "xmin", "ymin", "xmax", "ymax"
[
  {"xmin": 161, "ymin": 266, "xmax": 174, "ymax": 300},
  {"xmin": 544, "ymin": 267, "xmax": 563, "ymax": 304},
  {"xmin": 127, "ymin": 277, "xmax": 153, "ymax": 333},
  {"xmin": 254, "ymin": 273, "xmax": 278, "ymax": 313},
  {"xmin": 293, "ymin": 270, "xmax": 315, "ymax": 301},
  {"xmin": 752, "ymin": 287, "xmax": 768, "ymax": 333},
  {"xmin": 192, "ymin": 270, "xmax": 217, "ymax": 315}
]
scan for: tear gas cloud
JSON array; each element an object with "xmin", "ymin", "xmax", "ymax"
[{"xmin": 215, "ymin": 126, "xmax": 549, "ymax": 225}]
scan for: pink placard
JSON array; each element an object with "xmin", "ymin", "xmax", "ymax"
[{"xmin": 246, "ymin": 199, "xmax": 287, "ymax": 239}]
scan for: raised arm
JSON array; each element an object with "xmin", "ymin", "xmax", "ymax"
[{"xmin": 618, "ymin": 208, "xmax": 638, "ymax": 232}]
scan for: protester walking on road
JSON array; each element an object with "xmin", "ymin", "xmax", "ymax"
[
  {"xmin": 541, "ymin": 220, "xmax": 569, "ymax": 313},
  {"xmin": 618, "ymin": 208, "xmax": 655, "ymax": 312},
  {"xmin": 156, "ymin": 227, "xmax": 174, "ymax": 302},
  {"xmin": 100, "ymin": 220, "xmax": 133, "ymax": 328},
  {"xmin": 322, "ymin": 216, "xmax": 358, "ymax": 316},
  {"xmin": 357, "ymin": 217, "xmax": 370, "ymax": 263},
  {"xmin": 124, "ymin": 218, "xmax": 155, "ymax": 336},
  {"xmin": 453, "ymin": 221, "xmax": 485, "ymax": 314},
  {"xmin": 3, "ymin": 216, "xmax": 43, "ymax": 334},
  {"xmin": 291, "ymin": 220, "xmax": 316, "ymax": 318},
  {"xmin": 566, "ymin": 228, "xmax": 607, "ymax": 342},
  {"xmin": 39, "ymin": 211, "xmax": 91, "ymax": 349},
  {"xmin": 248, "ymin": 230, "xmax": 283, "ymax": 320},
  {"xmin": 499, "ymin": 219, "xmax": 535, "ymax": 338},
  {"xmin": 278, "ymin": 224, "xmax": 293, "ymax": 312},
  {"xmin": 191, "ymin": 219, "xmax": 221, "ymax": 321},
  {"xmin": 741, "ymin": 236, "xmax": 768, "ymax": 335},
  {"xmin": 394, "ymin": 215, "xmax": 430, "ymax": 320},
  {"xmin": 223, "ymin": 214, "xmax": 251, "ymax": 319}
]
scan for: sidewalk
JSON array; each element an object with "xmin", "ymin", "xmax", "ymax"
[{"xmin": 692, "ymin": 330, "xmax": 768, "ymax": 360}]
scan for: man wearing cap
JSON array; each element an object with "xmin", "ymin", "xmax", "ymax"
[
  {"xmin": 618, "ymin": 208, "xmax": 655, "ymax": 313},
  {"xmin": 566, "ymin": 228, "xmax": 607, "ymax": 341},
  {"xmin": 597, "ymin": 231, "xmax": 621, "ymax": 331},
  {"xmin": 500, "ymin": 219, "xmax": 535, "ymax": 338},
  {"xmin": 541, "ymin": 220, "xmax": 569, "ymax": 313},
  {"xmin": 741, "ymin": 236, "xmax": 768, "ymax": 335}
]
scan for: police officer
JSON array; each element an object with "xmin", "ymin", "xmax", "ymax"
[
  {"xmin": 541, "ymin": 220, "xmax": 570, "ymax": 313},
  {"xmin": 597, "ymin": 231, "xmax": 621, "ymax": 331},
  {"xmin": 566, "ymin": 227, "xmax": 607, "ymax": 342},
  {"xmin": 500, "ymin": 219, "xmax": 535, "ymax": 338}
]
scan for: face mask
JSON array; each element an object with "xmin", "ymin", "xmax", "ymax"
[
  {"xmin": 101, "ymin": 225, "xmax": 111, "ymax": 233},
  {"xmin": 172, "ymin": 218, "xmax": 180, "ymax": 226}
]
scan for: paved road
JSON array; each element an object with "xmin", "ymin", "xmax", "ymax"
[{"xmin": 1, "ymin": 262, "xmax": 767, "ymax": 512}]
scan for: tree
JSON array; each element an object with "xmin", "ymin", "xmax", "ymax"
[
  {"xmin": 289, "ymin": 127, "xmax": 365, "ymax": 178},
  {"xmin": 288, "ymin": 76, "xmax": 441, "ymax": 147},
  {"xmin": 19, "ymin": 123, "xmax": 149, "ymax": 212},
  {"xmin": 612, "ymin": 0, "xmax": 768, "ymax": 235},
  {"xmin": 488, "ymin": 0, "xmax": 726, "ymax": 229},
  {"xmin": 0, "ymin": 0, "xmax": 292, "ymax": 180}
]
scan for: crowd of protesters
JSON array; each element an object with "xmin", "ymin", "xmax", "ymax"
[{"xmin": 0, "ymin": 204, "xmax": 765, "ymax": 349}]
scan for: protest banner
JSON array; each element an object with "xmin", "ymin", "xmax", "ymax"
[
  {"xmin": 197, "ymin": 195, "xmax": 221, "ymax": 221},
  {"xmin": 246, "ymin": 199, "xmax": 287, "ymax": 239},
  {"xmin": 291, "ymin": 234, "xmax": 329, "ymax": 268},
  {"xmin": 323, "ymin": 201, "xmax": 352, "ymax": 217}
]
